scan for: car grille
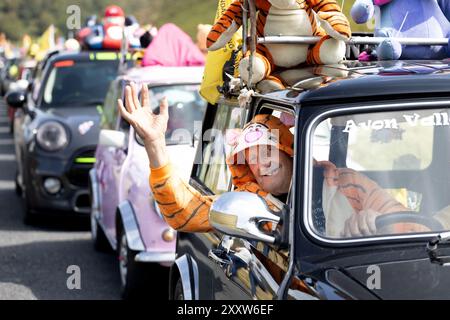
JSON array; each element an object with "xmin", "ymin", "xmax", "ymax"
[{"xmin": 67, "ymin": 148, "xmax": 96, "ymax": 188}]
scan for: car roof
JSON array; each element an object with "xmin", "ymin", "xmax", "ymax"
[
  {"xmin": 123, "ymin": 66, "xmax": 204, "ymax": 85},
  {"xmin": 49, "ymin": 50, "xmax": 122, "ymax": 63},
  {"xmin": 258, "ymin": 60, "xmax": 450, "ymax": 106}
]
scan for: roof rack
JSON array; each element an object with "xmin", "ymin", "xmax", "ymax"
[{"xmin": 258, "ymin": 36, "xmax": 450, "ymax": 46}]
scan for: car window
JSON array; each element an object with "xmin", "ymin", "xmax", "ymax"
[
  {"xmin": 32, "ymin": 61, "xmax": 45, "ymax": 102},
  {"xmin": 346, "ymin": 116, "xmax": 433, "ymax": 171},
  {"xmin": 308, "ymin": 107, "xmax": 450, "ymax": 240},
  {"xmin": 195, "ymin": 100, "xmax": 243, "ymax": 195},
  {"xmin": 101, "ymin": 79, "xmax": 122, "ymax": 130},
  {"xmin": 148, "ymin": 84, "xmax": 207, "ymax": 145},
  {"xmin": 42, "ymin": 60, "xmax": 118, "ymax": 108}
]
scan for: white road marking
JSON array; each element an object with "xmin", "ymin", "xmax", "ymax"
[
  {"xmin": 0, "ymin": 139, "xmax": 13, "ymax": 145},
  {"xmin": 0, "ymin": 180, "xmax": 14, "ymax": 190},
  {"xmin": 0, "ymin": 154, "xmax": 15, "ymax": 161}
]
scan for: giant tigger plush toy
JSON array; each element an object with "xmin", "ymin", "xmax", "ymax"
[{"xmin": 206, "ymin": 0, "xmax": 352, "ymax": 92}]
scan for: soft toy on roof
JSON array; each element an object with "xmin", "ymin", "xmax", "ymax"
[
  {"xmin": 206, "ymin": 0, "xmax": 352, "ymax": 93},
  {"xmin": 77, "ymin": 5, "xmax": 142, "ymax": 51},
  {"xmin": 351, "ymin": 0, "xmax": 450, "ymax": 61}
]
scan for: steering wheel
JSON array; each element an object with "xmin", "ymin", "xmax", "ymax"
[{"xmin": 375, "ymin": 211, "xmax": 445, "ymax": 233}]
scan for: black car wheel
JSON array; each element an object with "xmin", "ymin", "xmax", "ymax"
[
  {"xmin": 117, "ymin": 226, "xmax": 149, "ymax": 299},
  {"xmin": 14, "ymin": 170, "xmax": 22, "ymax": 197},
  {"xmin": 20, "ymin": 168, "xmax": 37, "ymax": 225},
  {"xmin": 22, "ymin": 188, "xmax": 36, "ymax": 225},
  {"xmin": 174, "ymin": 277, "xmax": 185, "ymax": 300},
  {"xmin": 90, "ymin": 210, "xmax": 110, "ymax": 252}
]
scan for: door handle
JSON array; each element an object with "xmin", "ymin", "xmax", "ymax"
[
  {"xmin": 208, "ymin": 249, "xmax": 232, "ymax": 266},
  {"xmin": 208, "ymin": 249, "xmax": 235, "ymax": 278}
]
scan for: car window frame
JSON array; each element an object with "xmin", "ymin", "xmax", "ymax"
[
  {"xmin": 300, "ymin": 99, "xmax": 450, "ymax": 247},
  {"xmin": 34, "ymin": 59, "xmax": 53, "ymax": 106},
  {"xmin": 146, "ymin": 82, "xmax": 206, "ymax": 146},
  {"xmin": 254, "ymin": 101, "xmax": 296, "ymax": 203},
  {"xmin": 115, "ymin": 80, "xmax": 130, "ymax": 134},
  {"xmin": 99, "ymin": 78, "xmax": 124, "ymax": 131},
  {"xmin": 190, "ymin": 97, "xmax": 244, "ymax": 196}
]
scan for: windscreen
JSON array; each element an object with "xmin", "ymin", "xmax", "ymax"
[
  {"xmin": 42, "ymin": 60, "xmax": 119, "ymax": 107},
  {"xmin": 308, "ymin": 107, "xmax": 450, "ymax": 240}
]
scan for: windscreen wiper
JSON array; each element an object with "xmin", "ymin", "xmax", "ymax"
[
  {"xmin": 427, "ymin": 231, "xmax": 450, "ymax": 266},
  {"xmin": 85, "ymin": 101, "xmax": 104, "ymax": 106}
]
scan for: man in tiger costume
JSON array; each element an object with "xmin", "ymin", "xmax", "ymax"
[
  {"xmin": 207, "ymin": 0, "xmax": 351, "ymax": 92},
  {"xmin": 116, "ymin": 83, "xmax": 450, "ymax": 238}
]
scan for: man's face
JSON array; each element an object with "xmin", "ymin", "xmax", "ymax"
[{"xmin": 245, "ymin": 145, "xmax": 293, "ymax": 196}]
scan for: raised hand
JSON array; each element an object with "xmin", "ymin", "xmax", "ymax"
[
  {"xmin": 118, "ymin": 82, "xmax": 169, "ymax": 168},
  {"xmin": 118, "ymin": 82, "xmax": 169, "ymax": 144}
]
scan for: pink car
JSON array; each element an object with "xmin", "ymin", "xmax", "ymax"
[{"xmin": 89, "ymin": 65, "xmax": 206, "ymax": 298}]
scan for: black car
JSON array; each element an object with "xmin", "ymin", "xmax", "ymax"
[
  {"xmin": 8, "ymin": 51, "xmax": 121, "ymax": 223},
  {"xmin": 170, "ymin": 60, "xmax": 450, "ymax": 300}
]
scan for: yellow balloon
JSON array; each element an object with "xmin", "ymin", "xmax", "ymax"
[{"xmin": 9, "ymin": 65, "xmax": 19, "ymax": 78}]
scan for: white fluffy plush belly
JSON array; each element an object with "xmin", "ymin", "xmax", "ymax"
[{"xmin": 264, "ymin": 7, "xmax": 313, "ymax": 67}]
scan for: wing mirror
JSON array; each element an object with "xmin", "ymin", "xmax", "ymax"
[
  {"xmin": 6, "ymin": 90, "xmax": 26, "ymax": 109},
  {"xmin": 99, "ymin": 129, "xmax": 126, "ymax": 149},
  {"xmin": 209, "ymin": 192, "xmax": 283, "ymax": 244}
]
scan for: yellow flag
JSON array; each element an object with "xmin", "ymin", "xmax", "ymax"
[
  {"xmin": 35, "ymin": 25, "xmax": 56, "ymax": 61},
  {"xmin": 200, "ymin": 0, "xmax": 242, "ymax": 105},
  {"xmin": 22, "ymin": 34, "xmax": 32, "ymax": 54}
]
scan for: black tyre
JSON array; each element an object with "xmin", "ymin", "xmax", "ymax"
[
  {"xmin": 173, "ymin": 277, "xmax": 185, "ymax": 300},
  {"xmin": 14, "ymin": 171, "xmax": 22, "ymax": 197},
  {"xmin": 90, "ymin": 210, "xmax": 110, "ymax": 252},
  {"xmin": 117, "ymin": 227, "xmax": 150, "ymax": 299},
  {"xmin": 88, "ymin": 175, "xmax": 110, "ymax": 252},
  {"xmin": 22, "ymin": 189, "xmax": 36, "ymax": 225}
]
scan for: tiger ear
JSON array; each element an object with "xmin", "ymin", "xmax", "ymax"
[
  {"xmin": 280, "ymin": 112, "xmax": 295, "ymax": 128},
  {"xmin": 225, "ymin": 128, "xmax": 242, "ymax": 146}
]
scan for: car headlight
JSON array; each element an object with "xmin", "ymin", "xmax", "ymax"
[{"xmin": 36, "ymin": 121, "xmax": 69, "ymax": 151}]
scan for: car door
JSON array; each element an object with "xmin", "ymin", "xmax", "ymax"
[
  {"xmin": 13, "ymin": 96, "xmax": 32, "ymax": 190},
  {"xmin": 176, "ymin": 99, "xmax": 244, "ymax": 299},
  {"xmin": 14, "ymin": 73, "xmax": 40, "ymax": 191},
  {"xmin": 14, "ymin": 55, "xmax": 48, "ymax": 184},
  {"xmin": 182, "ymin": 99, "xmax": 293, "ymax": 299},
  {"xmin": 209, "ymin": 103, "xmax": 297, "ymax": 300},
  {"xmin": 96, "ymin": 79, "xmax": 125, "ymax": 242}
]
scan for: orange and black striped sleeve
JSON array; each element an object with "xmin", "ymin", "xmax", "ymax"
[
  {"xmin": 149, "ymin": 163, "xmax": 214, "ymax": 233},
  {"xmin": 306, "ymin": 0, "xmax": 351, "ymax": 38},
  {"xmin": 336, "ymin": 168, "xmax": 407, "ymax": 214}
]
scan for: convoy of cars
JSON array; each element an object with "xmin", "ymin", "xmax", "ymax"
[{"xmin": 2, "ymin": 12, "xmax": 450, "ymax": 302}]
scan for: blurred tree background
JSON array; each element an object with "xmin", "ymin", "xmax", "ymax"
[
  {"xmin": 0, "ymin": 0, "xmax": 218, "ymax": 42},
  {"xmin": 0, "ymin": 0, "xmax": 370, "ymax": 42}
]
